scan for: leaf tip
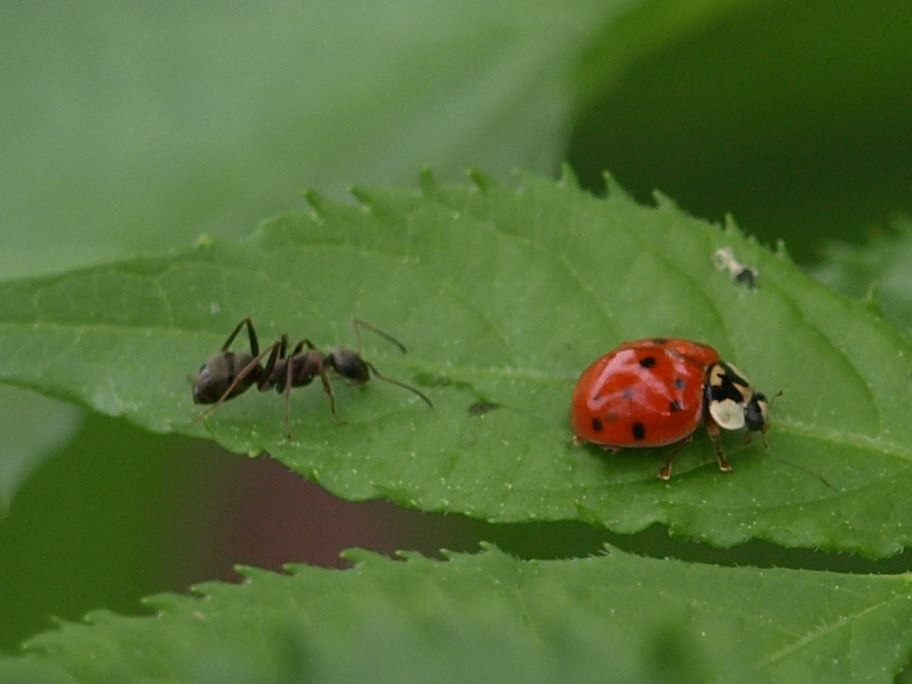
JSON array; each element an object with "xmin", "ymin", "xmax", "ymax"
[
  {"xmin": 141, "ymin": 592, "xmax": 184, "ymax": 614},
  {"xmin": 862, "ymin": 280, "xmax": 885, "ymax": 315},
  {"xmin": 602, "ymin": 172, "xmax": 632, "ymax": 200},
  {"xmin": 574, "ymin": 499, "xmax": 602, "ymax": 526},
  {"xmin": 467, "ymin": 168, "xmax": 496, "ymax": 192},
  {"xmin": 349, "ymin": 185, "xmax": 374, "ymax": 211},
  {"xmin": 722, "ymin": 213, "xmax": 739, "ymax": 235},
  {"xmin": 477, "ymin": 541, "xmax": 506, "ymax": 556},
  {"xmin": 302, "ymin": 188, "xmax": 329, "ymax": 221},
  {"xmin": 651, "ymin": 189, "xmax": 681, "ymax": 211},
  {"xmin": 340, "ymin": 547, "xmax": 386, "ymax": 566},
  {"xmin": 418, "ymin": 166, "xmax": 436, "ymax": 191},
  {"xmin": 557, "ymin": 163, "xmax": 580, "ymax": 188},
  {"xmin": 774, "ymin": 238, "xmax": 791, "ymax": 260},
  {"xmin": 232, "ymin": 564, "xmax": 263, "ymax": 581},
  {"xmin": 193, "ymin": 233, "xmax": 217, "ymax": 249}
]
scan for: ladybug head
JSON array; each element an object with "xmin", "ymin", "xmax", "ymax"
[
  {"xmin": 705, "ymin": 362, "xmax": 771, "ymax": 436},
  {"xmin": 744, "ymin": 392, "xmax": 770, "ymax": 432}
]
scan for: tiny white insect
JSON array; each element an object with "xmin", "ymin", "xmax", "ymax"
[{"xmin": 713, "ymin": 247, "xmax": 759, "ymax": 289}]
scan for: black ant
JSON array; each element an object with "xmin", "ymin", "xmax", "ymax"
[{"xmin": 192, "ymin": 318, "xmax": 432, "ymax": 438}]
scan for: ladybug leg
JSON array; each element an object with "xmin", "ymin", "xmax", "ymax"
[
  {"xmin": 658, "ymin": 435, "xmax": 692, "ymax": 481},
  {"xmin": 567, "ymin": 435, "xmax": 619, "ymax": 451},
  {"xmin": 740, "ymin": 428, "xmax": 770, "ymax": 450},
  {"xmin": 706, "ymin": 421, "xmax": 733, "ymax": 473}
]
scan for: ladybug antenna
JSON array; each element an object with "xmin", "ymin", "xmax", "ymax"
[
  {"xmin": 758, "ymin": 388, "xmax": 834, "ymax": 491},
  {"xmin": 765, "ymin": 390, "xmax": 785, "ymax": 447},
  {"xmin": 755, "ymin": 389, "xmax": 784, "ymax": 448},
  {"xmin": 776, "ymin": 459, "xmax": 839, "ymax": 494}
]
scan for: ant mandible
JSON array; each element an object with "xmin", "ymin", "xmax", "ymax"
[{"xmin": 191, "ymin": 317, "xmax": 432, "ymax": 438}]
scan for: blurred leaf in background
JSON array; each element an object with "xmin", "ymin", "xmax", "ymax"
[
  {"xmin": 811, "ymin": 219, "xmax": 912, "ymax": 333},
  {"xmin": 569, "ymin": 1, "xmax": 912, "ymax": 262},
  {"xmin": 0, "ymin": 388, "xmax": 81, "ymax": 515},
  {"xmin": 1, "ymin": 0, "xmax": 617, "ymax": 276}
]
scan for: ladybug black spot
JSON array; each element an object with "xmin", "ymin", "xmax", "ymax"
[
  {"xmin": 622, "ymin": 389, "xmax": 635, "ymax": 401},
  {"xmin": 669, "ymin": 400, "xmax": 683, "ymax": 412},
  {"xmin": 723, "ymin": 365, "xmax": 749, "ymax": 388},
  {"xmin": 639, "ymin": 356, "xmax": 657, "ymax": 369},
  {"xmin": 591, "ymin": 417, "xmax": 603, "ymax": 433},
  {"xmin": 673, "ymin": 377, "xmax": 686, "ymax": 390},
  {"xmin": 709, "ymin": 369, "xmax": 748, "ymax": 403},
  {"xmin": 632, "ymin": 421, "xmax": 646, "ymax": 440}
]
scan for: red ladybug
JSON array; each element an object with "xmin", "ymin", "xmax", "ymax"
[{"xmin": 569, "ymin": 338, "xmax": 771, "ymax": 480}]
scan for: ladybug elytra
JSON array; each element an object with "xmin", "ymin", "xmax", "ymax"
[{"xmin": 569, "ymin": 338, "xmax": 771, "ymax": 480}]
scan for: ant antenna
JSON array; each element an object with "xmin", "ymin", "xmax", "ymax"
[
  {"xmin": 337, "ymin": 318, "xmax": 432, "ymax": 407},
  {"xmin": 366, "ymin": 361, "xmax": 433, "ymax": 408},
  {"xmin": 352, "ymin": 318, "xmax": 408, "ymax": 354}
]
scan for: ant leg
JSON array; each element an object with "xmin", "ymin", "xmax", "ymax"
[
  {"xmin": 221, "ymin": 317, "xmax": 260, "ymax": 356},
  {"xmin": 352, "ymin": 318, "xmax": 408, "ymax": 354},
  {"xmin": 316, "ymin": 362, "xmax": 344, "ymax": 424},
  {"xmin": 193, "ymin": 340, "xmax": 282, "ymax": 425},
  {"xmin": 365, "ymin": 361, "xmax": 433, "ymax": 407},
  {"xmin": 301, "ymin": 351, "xmax": 344, "ymax": 424},
  {"xmin": 282, "ymin": 339, "xmax": 339, "ymax": 435},
  {"xmin": 281, "ymin": 336, "xmax": 303, "ymax": 440},
  {"xmin": 258, "ymin": 334, "xmax": 287, "ymax": 390},
  {"xmin": 289, "ymin": 339, "xmax": 317, "ymax": 355}
]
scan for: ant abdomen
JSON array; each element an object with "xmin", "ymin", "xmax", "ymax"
[{"xmin": 192, "ymin": 351, "xmax": 258, "ymax": 404}]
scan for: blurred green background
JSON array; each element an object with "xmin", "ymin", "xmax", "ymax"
[{"xmin": 2, "ymin": 0, "xmax": 911, "ymax": 650}]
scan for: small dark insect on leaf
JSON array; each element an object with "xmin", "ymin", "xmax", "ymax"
[
  {"xmin": 468, "ymin": 400, "xmax": 501, "ymax": 416},
  {"xmin": 192, "ymin": 317, "xmax": 432, "ymax": 438},
  {"xmin": 713, "ymin": 247, "xmax": 759, "ymax": 289}
]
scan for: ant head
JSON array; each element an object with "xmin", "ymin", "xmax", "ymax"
[
  {"xmin": 328, "ymin": 346, "xmax": 432, "ymax": 408},
  {"xmin": 192, "ymin": 351, "xmax": 255, "ymax": 404},
  {"xmin": 328, "ymin": 347, "xmax": 371, "ymax": 384}
]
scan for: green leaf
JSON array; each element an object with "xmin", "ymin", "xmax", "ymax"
[
  {"xmin": 812, "ymin": 219, "xmax": 912, "ymax": 333},
  {"xmin": 0, "ymin": 658, "xmax": 76, "ymax": 684},
  {"xmin": 8, "ymin": 547, "xmax": 912, "ymax": 682},
  {"xmin": 0, "ymin": 173, "xmax": 909, "ymax": 557}
]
